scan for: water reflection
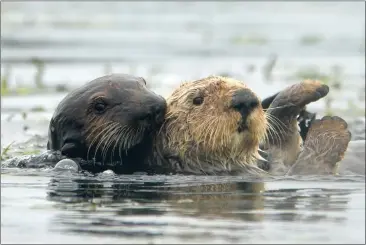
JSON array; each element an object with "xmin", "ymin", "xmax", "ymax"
[
  {"xmin": 45, "ymin": 174, "xmax": 357, "ymax": 239},
  {"xmin": 47, "ymin": 176, "xmax": 266, "ymax": 221}
]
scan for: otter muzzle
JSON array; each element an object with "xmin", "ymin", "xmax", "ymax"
[{"xmin": 231, "ymin": 89, "xmax": 260, "ymax": 132}]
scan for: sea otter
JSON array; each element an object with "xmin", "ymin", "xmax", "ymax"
[
  {"xmin": 2, "ymin": 74, "xmax": 167, "ymax": 174},
  {"xmin": 143, "ymin": 76, "xmax": 352, "ymax": 176},
  {"xmin": 2, "ymin": 75, "xmax": 353, "ymax": 176}
]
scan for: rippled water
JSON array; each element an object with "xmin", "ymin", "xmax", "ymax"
[
  {"xmin": 2, "ymin": 170, "xmax": 365, "ymax": 244},
  {"xmin": 1, "ymin": 2, "xmax": 365, "ymax": 244}
]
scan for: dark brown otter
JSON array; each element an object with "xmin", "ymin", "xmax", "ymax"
[{"xmin": 47, "ymin": 73, "xmax": 167, "ymax": 174}]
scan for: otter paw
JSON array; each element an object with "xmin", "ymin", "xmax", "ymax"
[
  {"xmin": 288, "ymin": 116, "xmax": 352, "ymax": 175},
  {"xmin": 306, "ymin": 115, "xmax": 351, "ymax": 160},
  {"xmin": 294, "ymin": 79, "xmax": 329, "ymax": 107},
  {"xmin": 270, "ymin": 79, "xmax": 329, "ymax": 109}
]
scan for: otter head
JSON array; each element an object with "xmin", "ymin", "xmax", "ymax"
[
  {"xmin": 47, "ymin": 74, "xmax": 167, "ymax": 165},
  {"xmin": 162, "ymin": 75, "xmax": 267, "ymax": 172}
]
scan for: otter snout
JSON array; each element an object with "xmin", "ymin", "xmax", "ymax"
[
  {"xmin": 231, "ymin": 89, "xmax": 259, "ymax": 113},
  {"xmin": 231, "ymin": 89, "xmax": 260, "ymax": 132},
  {"xmin": 137, "ymin": 97, "xmax": 167, "ymax": 126}
]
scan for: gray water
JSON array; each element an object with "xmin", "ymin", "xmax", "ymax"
[{"xmin": 1, "ymin": 2, "xmax": 365, "ymax": 244}]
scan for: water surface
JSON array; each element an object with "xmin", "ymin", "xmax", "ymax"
[{"xmin": 1, "ymin": 2, "xmax": 365, "ymax": 244}]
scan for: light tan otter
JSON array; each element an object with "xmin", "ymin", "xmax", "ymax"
[
  {"xmin": 144, "ymin": 75, "xmax": 351, "ymax": 176},
  {"xmin": 145, "ymin": 75, "xmax": 269, "ymax": 175}
]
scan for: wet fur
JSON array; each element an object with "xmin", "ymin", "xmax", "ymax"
[
  {"xmin": 4, "ymin": 75, "xmax": 352, "ymax": 177},
  {"xmin": 145, "ymin": 77, "xmax": 350, "ymax": 177},
  {"xmin": 260, "ymin": 80, "xmax": 352, "ymax": 175},
  {"xmin": 145, "ymin": 76, "xmax": 268, "ymax": 175},
  {"xmin": 47, "ymin": 74, "xmax": 166, "ymax": 174},
  {"xmin": 287, "ymin": 116, "xmax": 352, "ymax": 175}
]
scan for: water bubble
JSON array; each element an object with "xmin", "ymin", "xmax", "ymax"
[
  {"xmin": 102, "ymin": 169, "xmax": 115, "ymax": 175},
  {"xmin": 54, "ymin": 159, "xmax": 80, "ymax": 172}
]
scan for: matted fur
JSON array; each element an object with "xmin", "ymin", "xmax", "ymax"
[{"xmin": 154, "ymin": 75, "xmax": 268, "ymax": 174}]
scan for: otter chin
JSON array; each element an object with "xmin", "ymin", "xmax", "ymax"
[
  {"xmin": 47, "ymin": 74, "xmax": 167, "ymax": 174},
  {"xmin": 145, "ymin": 75, "xmax": 268, "ymax": 175}
]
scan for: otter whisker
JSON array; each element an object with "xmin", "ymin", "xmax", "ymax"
[
  {"xmin": 118, "ymin": 125, "xmax": 130, "ymax": 150},
  {"xmin": 258, "ymin": 148, "xmax": 267, "ymax": 154},
  {"xmin": 265, "ymin": 112, "xmax": 287, "ymax": 130},
  {"xmin": 127, "ymin": 128, "xmax": 137, "ymax": 152},
  {"xmin": 265, "ymin": 114, "xmax": 286, "ymax": 149},
  {"xmin": 110, "ymin": 126, "xmax": 123, "ymax": 164},
  {"xmin": 266, "ymin": 113, "xmax": 288, "ymax": 138},
  {"xmin": 116, "ymin": 125, "xmax": 131, "ymax": 164},
  {"xmin": 269, "ymin": 116, "xmax": 288, "ymax": 140},
  {"xmin": 103, "ymin": 124, "xmax": 120, "ymax": 163},
  {"xmin": 269, "ymin": 121, "xmax": 283, "ymax": 150},
  {"xmin": 121, "ymin": 125, "xmax": 137, "ymax": 152},
  {"xmin": 123, "ymin": 126, "xmax": 134, "ymax": 151},
  {"xmin": 101, "ymin": 127, "xmax": 114, "ymax": 162},
  {"xmin": 85, "ymin": 121, "xmax": 114, "ymax": 143},
  {"xmin": 118, "ymin": 127, "xmax": 126, "ymax": 164},
  {"xmin": 264, "ymin": 119, "xmax": 280, "ymax": 148},
  {"xmin": 94, "ymin": 122, "xmax": 119, "ymax": 163},
  {"xmin": 86, "ymin": 121, "xmax": 115, "ymax": 161},
  {"xmin": 112, "ymin": 125, "xmax": 129, "ymax": 162},
  {"xmin": 263, "ymin": 105, "xmax": 291, "ymax": 111},
  {"xmin": 102, "ymin": 124, "xmax": 119, "ymax": 159},
  {"xmin": 99, "ymin": 122, "xmax": 119, "ymax": 163}
]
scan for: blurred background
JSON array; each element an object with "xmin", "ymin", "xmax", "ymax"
[{"xmin": 1, "ymin": 1, "xmax": 365, "ymax": 147}]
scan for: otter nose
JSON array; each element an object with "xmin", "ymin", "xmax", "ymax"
[
  {"xmin": 231, "ymin": 89, "xmax": 259, "ymax": 113},
  {"xmin": 153, "ymin": 102, "xmax": 166, "ymax": 125},
  {"xmin": 138, "ymin": 99, "xmax": 167, "ymax": 125}
]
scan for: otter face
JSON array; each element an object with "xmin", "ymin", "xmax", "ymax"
[
  {"xmin": 163, "ymin": 75, "xmax": 267, "ymax": 166},
  {"xmin": 49, "ymin": 74, "xmax": 167, "ymax": 163}
]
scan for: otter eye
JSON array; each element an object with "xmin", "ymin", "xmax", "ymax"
[
  {"xmin": 94, "ymin": 102, "xmax": 106, "ymax": 113},
  {"xmin": 193, "ymin": 96, "xmax": 204, "ymax": 105}
]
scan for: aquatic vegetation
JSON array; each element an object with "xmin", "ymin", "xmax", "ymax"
[
  {"xmin": 1, "ymin": 75, "xmax": 34, "ymax": 96},
  {"xmin": 0, "ymin": 134, "xmax": 48, "ymax": 161},
  {"xmin": 30, "ymin": 106, "xmax": 46, "ymax": 112},
  {"xmin": 330, "ymin": 65, "xmax": 343, "ymax": 90},
  {"xmin": 262, "ymin": 54, "xmax": 278, "ymax": 82},
  {"xmin": 291, "ymin": 65, "xmax": 344, "ymax": 91},
  {"xmin": 231, "ymin": 34, "xmax": 269, "ymax": 45},
  {"xmin": 19, "ymin": 149, "xmax": 42, "ymax": 156},
  {"xmin": 31, "ymin": 58, "xmax": 45, "ymax": 89},
  {"xmin": 1, "ymin": 65, "xmax": 11, "ymax": 96},
  {"xmin": 0, "ymin": 141, "xmax": 15, "ymax": 161},
  {"xmin": 55, "ymin": 84, "xmax": 69, "ymax": 92},
  {"xmin": 292, "ymin": 66, "xmax": 330, "ymax": 84},
  {"xmin": 299, "ymin": 34, "xmax": 324, "ymax": 46},
  {"xmin": 1, "ymin": 76, "xmax": 9, "ymax": 96}
]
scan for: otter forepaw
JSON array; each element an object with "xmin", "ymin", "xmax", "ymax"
[
  {"xmin": 287, "ymin": 115, "xmax": 352, "ymax": 175},
  {"xmin": 268, "ymin": 80, "xmax": 329, "ymax": 111},
  {"xmin": 300, "ymin": 79, "xmax": 330, "ymax": 104}
]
